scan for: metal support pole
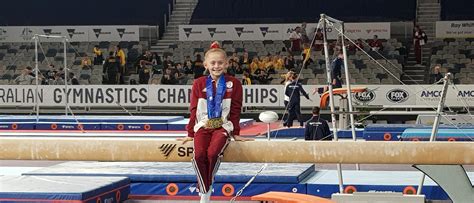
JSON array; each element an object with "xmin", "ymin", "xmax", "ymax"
[
  {"xmin": 321, "ymin": 13, "xmax": 343, "ymax": 194},
  {"xmin": 417, "ymin": 72, "xmax": 451, "ymax": 195},
  {"xmin": 63, "ymin": 38, "xmax": 68, "ymax": 116},
  {"xmin": 340, "ymin": 24, "xmax": 360, "ymax": 170},
  {"xmin": 34, "ymin": 35, "xmax": 39, "ymax": 122}
]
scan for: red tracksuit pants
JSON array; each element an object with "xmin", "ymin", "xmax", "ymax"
[{"xmin": 192, "ymin": 127, "xmax": 230, "ymax": 193}]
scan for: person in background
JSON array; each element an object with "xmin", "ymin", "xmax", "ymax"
[
  {"xmin": 429, "ymin": 65, "xmax": 443, "ymax": 84},
  {"xmin": 304, "ymin": 106, "xmax": 331, "ymax": 140},
  {"xmin": 103, "ymin": 51, "xmax": 120, "ymax": 84},
  {"xmin": 414, "ymin": 25, "xmax": 427, "ymax": 65},
  {"xmin": 114, "ymin": 45, "xmax": 126, "ymax": 84},
  {"xmin": 289, "ymin": 26, "xmax": 303, "ymax": 53},
  {"xmin": 193, "ymin": 54, "xmax": 205, "ymax": 79},
  {"xmin": 368, "ymin": 35, "xmax": 383, "ymax": 52},
  {"xmin": 93, "ymin": 45, "xmax": 103, "ymax": 65},
  {"xmin": 284, "ymin": 73, "xmax": 311, "ymax": 128},
  {"xmin": 12, "ymin": 69, "xmax": 34, "ymax": 85}
]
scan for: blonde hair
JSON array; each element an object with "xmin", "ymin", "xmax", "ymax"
[{"xmin": 204, "ymin": 48, "xmax": 226, "ymax": 61}]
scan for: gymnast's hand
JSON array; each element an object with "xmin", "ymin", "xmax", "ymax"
[
  {"xmin": 177, "ymin": 137, "xmax": 193, "ymax": 144},
  {"xmin": 233, "ymin": 135, "xmax": 255, "ymax": 141}
]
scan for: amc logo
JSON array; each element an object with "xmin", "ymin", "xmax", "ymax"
[{"xmin": 159, "ymin": 144, "xmax": 194, "ymax": 158}]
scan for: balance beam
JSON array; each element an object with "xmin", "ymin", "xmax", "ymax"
[{"xmin": 1, "ymin": 137, "xmax": 473, "ymax": 164}]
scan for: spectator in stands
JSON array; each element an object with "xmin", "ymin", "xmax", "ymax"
[
  {"xmin": 304, "ymin": 106, "xmax": 331, "ymax": 140},
  {"xmin": 254, "ymin": 66, "xmax": 273, "ymax": 84},
  {"xmin": 429, "ymin": 65, "xmax": 443, "ymax": 84},
  {"xmin": 284, "ymin": 72, "xmax": 310, "ymax": 128},
  {"xmin": 80, "ymin": 64, "xmax": 92, "ymax": 81},
  {"xmin": 68, "ymin": 72, "xmax": 79, "ymax": 85},
  {"xmin": 183, "ymin": 56, "xmax": 194, "ymax": 75},
  {"xmin": 227, "ymin": 59, "xmax": 237, "ymax": 76},
  {"xmin": 149, "ymin": 76, "xmax": 160, "ymax": 85},
  {"xmin": 239, "ymin": 51, "xmax": 251, "ymax": 70},
  {"xmin": 12, "ymin": 69, "xmax": 34, "ymax": 85},
  {"xmin": 93, "ymin": 45, "xmax": 103, "ymax": 65},
  {"xmin": 413, "ymin": 25, "xmax": 427, "ymax": 65},
  {"xmin": 193, "ymin": 54, "xmax": 205, "ymax": 79},
  {"xmin": 138, "ymin": 60, "xmax": 151, "ymax": 84},
  {"xmin": 242, "ymin": 72, "xmax": 251, "ymax": 85},
  {"xmin": 262, "ymin": 56, "xmax": 275, "ymax": 74},
  {"xmin": 368, "ymin": 35, "xmax": 383, "ymax": 52},
  {"xmin": 161, "ymin": 67, "xmax": 178, "ymax": 84},
  {"xmin": 129, "ymin": 79, "xmax": 138, "ymax": 85},
  {"xmin": 175, "ymin": 63, "xmax": 187, "ymax": 85},
  {"xmin": 284, "ymin": 54, "xmax": 296, "ymax": 70},
  {"xmin": 114, "ymin": 45, "xmax": 126, "ymax": 84},
  {"xmin": 103, "ymin": 52, "xmax": 120, "ymax": 84},
  {"xmin": 313, "ymin": 28, "xmax": 324, "ymax": 51},
  {"xmin": 289, "ymin": 26, "xmax": 303, "ymax": 52},
  {"xmin": 44, "ymin": 64, "xmax": 57, "ymax": 84},
  {"xmin": 51, "ymin": 72, "xmax": 65, "ymax": 85},
  {"xmin": 349, "ymin": 39, "xmax": 364, "ymax": 52},
  {"xmin": 81, "ymin": 54, "xmax": 92, "ymax": 69},
  {"xmin": 151, "ymin": 52, "xmax": 163, "ymax": 75},
  {"xmin": 249, "ymin": 56, "xmax": 260, "ymax": 74},
  {"xmin": 230, "ymin": 51, "xmax": 239, "ymax": 63},
  {"xmin": 234, "ymin": 62, "xmax": 244, "ymax": 75},
  {"xmin": 301, "ymin": 22, "xmax": 309, "ymax": 43},
  {"xmin": 272, "ymin": 55, "xmax": 284, "ymax": 70},
  {"xmin": 163, "ymin": 55, "xmax": 174, "ymax": 70}
]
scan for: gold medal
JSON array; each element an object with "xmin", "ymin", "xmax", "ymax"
[{"xmin": 206, "ymin": 118, "xmax": 223, "ymax": 129}]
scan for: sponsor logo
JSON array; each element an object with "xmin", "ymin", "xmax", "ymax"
[
  {"xmin": 0, "ymin": 28, "xmax": 7, "ymax": 40},
  {"xmin": 259, "ymin": 27, "xmax": 278, "ymax": 37},
  {"xmin": 183, "ymin": 28, "xmax": 202, "ymax": 38},
  {"xmin": 420, "ymin": 90, "xmax": 442, "ymax": 98},
  {"xmin": 207, "ymin": 28, "xmax": 225, "ymax": 37},
  {"xmin": 92, "ymin": 28, "xmax": 111, "ymax": 38},
  {"xmin": 20, "ymin": 28, "xmax": 33, "ymax": 40},
  {"xmin": 456, "ymin": 90, "xmax": 474, "ymax": 101},
  {"xmin": 116, "ymin": 28, "xmax": 135, "ymax": 38},
  {"xmin": 234, "ymin": 27, "xmax": 253, "ymax": 37},
  {"xmin": 386, "ymin": 89, "xmax": 409, "ymax": 103},
  {"xmin": 158, "ymin": 144, "xmax": 194, "ymax": 158},
  {"xmin": 353, "ymin": 89, "xmax": 376, "ymax": 103},
  {"xmin": 66, "ymin": 29, "xmax": 85, "ymax": 38},
  {"xmin": 160, "ymin": 144, "xmax": 177, "ymax": 159},
  {"xmin": 43, "ymin": 29, "xmax": 61, "ymax": 35}
]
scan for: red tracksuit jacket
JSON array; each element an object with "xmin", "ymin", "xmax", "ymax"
[{"xmin": 187, "ymin": 74, "xmax": 243, "ymax": 137}]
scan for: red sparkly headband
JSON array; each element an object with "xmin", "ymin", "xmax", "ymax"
[{"xmin": 210, "ymin": 41, "xmax": 220, "ymax": 49}]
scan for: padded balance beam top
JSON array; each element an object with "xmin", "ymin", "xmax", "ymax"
[{"xmin": 1, "ymin": 137, "xmax": 473, "ymax": 164}]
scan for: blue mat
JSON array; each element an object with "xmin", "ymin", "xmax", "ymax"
[
  {"xmin": 131, "ymin": 182, "xmax": 306, "ymax": 197},
  {"xmin": 269, "ymin": 128, "xmax": 364, "ymax": 139},
  {"xmin": 364, "ymin": 124, "xmax": 474, "ymax": 141},
  {"xmin": 401, "ymin": 128, "xmax": 474, "ymax": 141},
  {"xmin": 304, "ymin": 170, "xmax": 455, "ymax": 200},
  {"xmin": 0, "ymin": 116, "xmax": 253, "ymax": 131},
  {"xmin": 0, "ymin": 175, "xmax": 130, "ymax": 203},
  {"xmin": 167, "ymin": 118, "xmax": 254, "ymax": 131},
  {"xmin": 24, "ymin": 162, "xmax": 314, "ymax": 184},
  {"xmin": 0, "ymin": 115, "xmax": 184, "ymax": 123}
]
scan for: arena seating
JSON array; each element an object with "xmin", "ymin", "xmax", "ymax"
[
  {"xmin": 429, "ymin": 38, "xmax": 474, "ymax": 84},
  {"xmin": 0, "ymin": 41, "xmax": 147, "ymax": 85}
]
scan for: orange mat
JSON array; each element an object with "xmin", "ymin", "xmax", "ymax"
[
  {"xmin": 251, "ymin": 191, "xmax": 334, "ymax": 203},
  {"xmin": 320, "ymin": 87, "xmax": 367, "ymax": 109}
]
